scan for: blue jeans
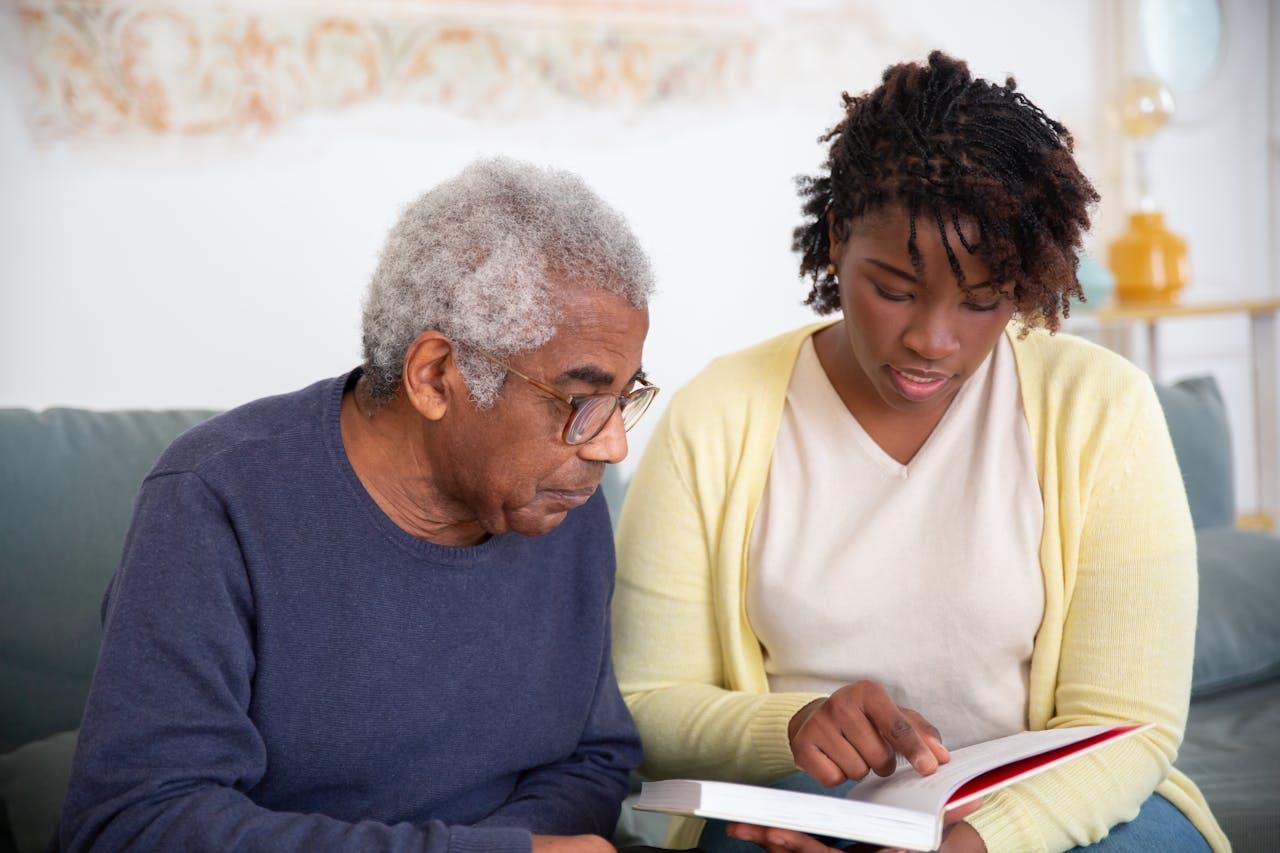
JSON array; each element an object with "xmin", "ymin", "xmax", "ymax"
[{"xmin": 697, "ymin": 771, "xmax": 1211, "ymax": 852}]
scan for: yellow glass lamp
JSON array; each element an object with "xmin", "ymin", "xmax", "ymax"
[{"xmin": 1108, "ymin": 77, "xmax": 1190, "ymax": 304}]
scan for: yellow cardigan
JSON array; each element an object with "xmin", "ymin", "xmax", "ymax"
[{"xmin": 612, "ymin": 322, "xmax": 1228, "ymax": 853}]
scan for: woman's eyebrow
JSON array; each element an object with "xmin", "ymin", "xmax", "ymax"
[
  {"xmin": 959, "ymin": 280, "xmax": 997, "ymax": 292},
  {"xmin": 866, "ymin": 257, "xmax": 995, "ymax": 290},
  {"xmin": 865, "ymin": 258, "xmax": 917, "ymax": 282}
]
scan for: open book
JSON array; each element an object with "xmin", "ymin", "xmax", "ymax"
[{"xmin": 634, "ymin": 722, "xmax": 1151, "ymax": 852}]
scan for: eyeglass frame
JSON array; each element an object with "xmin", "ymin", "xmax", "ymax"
[{"xmin": 470, "ymin": 347, "xmax": 659, "ymax": 446}]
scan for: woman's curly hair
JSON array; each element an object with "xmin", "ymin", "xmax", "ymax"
[{"xmin": 793, "ymin": 50, "xmax": 1100, "ymax": 330}]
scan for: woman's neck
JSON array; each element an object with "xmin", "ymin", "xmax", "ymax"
[{"xmin": 811, "ymin": 322, "xmax": 951, "ymax": 465}]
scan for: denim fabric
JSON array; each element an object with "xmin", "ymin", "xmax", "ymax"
[{"xmin": 1063, "ymin": 792, "xmax": 1211, "ymax": 853}]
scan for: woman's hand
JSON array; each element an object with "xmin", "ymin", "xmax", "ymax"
[
  {"xmin": 788, "ymin": 681, "xmax": 950, "ymax": 786},
  {"xmin": 722, "ymin": 798, "xmax": 985, "ymax": 853}
]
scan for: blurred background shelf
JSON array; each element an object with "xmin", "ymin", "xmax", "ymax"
[{"xmin": 1069, "ymin": 296, "xmax": 1280, "ymax": 532}]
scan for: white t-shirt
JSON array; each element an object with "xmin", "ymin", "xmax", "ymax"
[{"xmin": 746, "ymin": 335, "xmax": 1044, "ymax": 748}]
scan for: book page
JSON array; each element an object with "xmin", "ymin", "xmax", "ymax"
[
  {"xmin": 637, "ymin": 779, "xmax": 941, "ymax": 851},
  {"xmin": 845, "ymin": 724, "xmax": 1148, "ymax": 814},
  {"xmin": 634, "ymin": 724, "xmax": 1149, "ymax": 850}
]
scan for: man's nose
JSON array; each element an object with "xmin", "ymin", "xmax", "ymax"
[{"xmin": 578, "ymin": 406, "xmax": 628, "ymax": 464}]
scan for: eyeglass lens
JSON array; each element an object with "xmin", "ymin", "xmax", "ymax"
[{"xmin": 564, "ymin": 386, "xmax": 657, "ymax": 446}]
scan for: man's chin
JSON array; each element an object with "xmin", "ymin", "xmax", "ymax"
[
  {"xmin": 508, "ymin": 488, "xmax": 598, "ymax": 536},
  {"xmin": 502, "ymin": 508, "xmax": 571, "ymax": 538}
]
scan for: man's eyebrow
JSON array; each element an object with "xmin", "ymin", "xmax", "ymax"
[
  {"xmin": 557, "ymin": 366, "xmax": 616, "ymax": 386},
  {"xmin": 556, "ymin": 366, "xmax": 646, "ymax": 387}
]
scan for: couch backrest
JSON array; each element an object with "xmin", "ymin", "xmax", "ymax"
[
  {"xmin": 1154, "ymin": 375, "xmax": 1236, "ymax": 530},
  {"xmin": 0, "ymin": 375, "xmax": 1237, "ymax": 752},
  {"xmin": 0, "ymin": 408, "xmax": 217, "ymax": 753}
]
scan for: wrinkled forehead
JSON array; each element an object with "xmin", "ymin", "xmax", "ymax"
[
  {"xmin": 545, "ymin": 278, "xmax": 648, "ymax": 325},
  {"xmin": 520, "ymin": 282, "xmax": 649, "ymax": 378}
]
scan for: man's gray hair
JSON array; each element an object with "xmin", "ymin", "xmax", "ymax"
[{"xmin": 361, "ymin": 157, "xmax": 655, "ymax": 407}]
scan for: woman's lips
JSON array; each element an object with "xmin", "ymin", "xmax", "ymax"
[{"xmin": 886, "ymin": 365, "xmax": 950, "ymax": 402}]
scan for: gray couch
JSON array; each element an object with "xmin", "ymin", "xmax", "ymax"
[
  {"xmin": 1154, "ymin": 381, "xmax": 1280, "ymax": 852},
  {"xmin": 0, "ymin": 408, "xmax": 217, "ymax": 853},
  {"xmin": 2, "ymin": 376, "xmax": 1278, "ymax": 852}
]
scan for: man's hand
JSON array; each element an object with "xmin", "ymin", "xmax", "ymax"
[
  {"xmin": 722, "ymin": 797, "xmax": 985, "ymax": 853},
  {"xmin": 788, "ymin": 681, "xmax": 950, "ymax": 786},
  {"xmin": 530, "ymin": 834, "xmax": 616, "ymax": 852}
]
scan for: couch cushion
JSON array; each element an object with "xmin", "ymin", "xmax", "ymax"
[
  {"xmin": 1178, "ymin": 678, "xmax": 1280, "ymax": 851},
  {"xmin": 0, "ymin": 729, "xmax": 77, "ymax": 853},
  {"xmin": 1191, "ymin": 526, "xmax": 1280, "ymax": 697},
  {"xmin": 0, "ymin": 408, "xmax": 216, "ymax": 753},
  {"xmin": 1155, "ymin": 376, "xmax": 1235, "ymax": 530}
]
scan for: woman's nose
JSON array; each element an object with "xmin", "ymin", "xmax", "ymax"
[{"xmin": 901, "ymin": 307, "xmax": 961, "ymax": 361}]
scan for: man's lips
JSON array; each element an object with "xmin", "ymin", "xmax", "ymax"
[{"xmin": 542, "ymin": 486, "xmax": 598, "ymax": 508}]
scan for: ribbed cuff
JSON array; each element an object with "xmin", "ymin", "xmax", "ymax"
[
  {"xmin": 966, "ymin": 791, "xmax": 1044, "ymax": 853},
  {"xmin": 746, "ymin": 692, "xmax": 826, "ymax": 779}
]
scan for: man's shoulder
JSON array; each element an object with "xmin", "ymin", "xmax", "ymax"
[{"xmin": 152, "ymin": 373, "xmax": 346, "ymax": 480}]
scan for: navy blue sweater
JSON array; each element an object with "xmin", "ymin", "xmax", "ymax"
[{"xmin": 58, "ymin": 372, "xmax": 641, "ymax": 852}]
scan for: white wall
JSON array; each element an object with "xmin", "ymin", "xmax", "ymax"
[
  {"xmin": 1106, "ymin": 0, "xmax": 1278, "ymax": 516},
  {"xmin": 8, "ymin": 0, "xmax": 1269, "ymax": 503}
]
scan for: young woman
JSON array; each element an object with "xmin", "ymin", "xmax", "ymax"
[{"xmin": 612, "ymin": 52, "xmax": 1227, "ymax": 853}]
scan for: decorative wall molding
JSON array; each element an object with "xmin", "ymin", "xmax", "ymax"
[{"xmin": 13, "ymin": 0, "xmax": 775, "ymax": 137}]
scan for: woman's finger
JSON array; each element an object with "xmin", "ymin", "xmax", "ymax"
[
  {"xmin": 859, "ymin": 687, "xmax": 939, "ymax": 776},
  {"xmin": 792, "ymin": 736, "xmax": 856, "ymax": 788},
  {"xmin": 902, "ymin": 707, "xmax": 950, "ymax": 764}
]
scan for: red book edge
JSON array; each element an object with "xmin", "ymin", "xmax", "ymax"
[{"xmin": 946, "ymin": 724, "xmax": 1146, "ymax": 806}]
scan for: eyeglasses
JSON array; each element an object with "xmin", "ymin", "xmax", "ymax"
[{"xmin": 473, "ymin": 349, "xmax": 660, "ymax": 446}]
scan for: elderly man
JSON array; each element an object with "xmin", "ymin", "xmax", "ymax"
[{"xmin": 58, "ymin": 159, "xmax": 656, "ymax": 853}]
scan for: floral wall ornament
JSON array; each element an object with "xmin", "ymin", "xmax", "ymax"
[{"xmin": 11, "ymin": 0, "xmax": 772, "ymax": 137}]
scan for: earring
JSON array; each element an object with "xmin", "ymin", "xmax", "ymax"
[{"xmin": 826, "ymin": 263, "xmax": 837, "ymax": 277}]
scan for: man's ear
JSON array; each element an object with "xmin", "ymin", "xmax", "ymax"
[{"xmin": 401, "ymin": 331, "xmax": 457, "ymax": 422}]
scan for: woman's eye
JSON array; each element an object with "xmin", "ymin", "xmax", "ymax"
[
  {"xmin": 874, "ymin": 285, "xmax": 911, "ymax": 302},
  {"xmin": 964, "ymin": 300, "xmax": 1002, "ymax": 312}
]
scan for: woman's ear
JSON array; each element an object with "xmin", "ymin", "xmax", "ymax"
[
  {"xmin": 826, "ymin": 208, "xmax": 846, "ymax": 266},
  {"xmin": 401, "ymin": 331, "xmax": 455, "ymax": 422}
]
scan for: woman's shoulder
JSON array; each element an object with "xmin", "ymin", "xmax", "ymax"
[
  {"xmin": 669, "ymin": 322, "xmax": 832, "ymax": 410},
  {"xmin": 1008, "ymin": 326, "xmax": 1154, "ymax": 402}
]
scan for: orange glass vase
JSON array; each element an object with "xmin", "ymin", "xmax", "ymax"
[{"xmin": 1107, "ymin": 211, "xmax": 1189, "ymax": 303}]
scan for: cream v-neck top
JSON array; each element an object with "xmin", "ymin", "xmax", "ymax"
[{"xmin": 746, "ymin": 335, "xmax": 1044, "ymax": 748}]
